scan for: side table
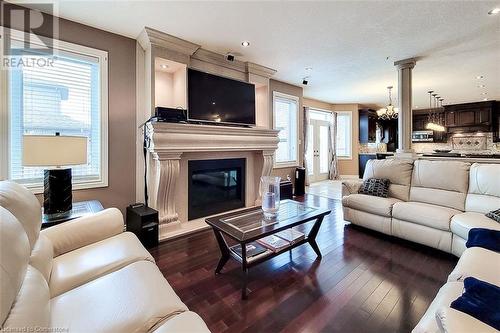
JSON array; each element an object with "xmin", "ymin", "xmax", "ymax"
[{"xmin": 42, "ymin": 200, "xmax": 104, "ymax": 229}]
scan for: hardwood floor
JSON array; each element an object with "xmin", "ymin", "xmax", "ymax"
[{"xmin": 149, "ymin": 195, "xmax": 457, "ymax": 333}]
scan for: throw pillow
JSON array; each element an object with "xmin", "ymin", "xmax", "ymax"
[
  {"xmin": 466, "ymin": 228, "xmax": 500, "ymax": 252},
  {"xmin": 486, "ymin": 208, "xmax": 500, "ymax": 223},
  {"xmin": 358, "ymin": 178, "xmax": 390, "ymax": 198},
  {"xmin": 450, "ymin": 277, "xmax": 500, "ymax": 330}
]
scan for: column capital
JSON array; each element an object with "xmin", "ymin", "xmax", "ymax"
[{"xmin": 394, "ymin": 58, "xmax": 417, "ymax": 70}]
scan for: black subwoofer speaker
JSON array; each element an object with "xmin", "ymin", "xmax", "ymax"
[
  {"xmin": 294, "ymin": 167, "xmax": 306, "ymax": 196},
  {"xmin": 43, "ymin": 168, "xmax": 72, "ymax": 214}
]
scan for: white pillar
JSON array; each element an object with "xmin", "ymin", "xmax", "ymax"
[{"xmin": 394, "ymin": 58, "xmax": 416, "ymax": 157}]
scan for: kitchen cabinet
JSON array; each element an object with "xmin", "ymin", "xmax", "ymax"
[
  {"xmin": 444, "ymin": 101, "xmax": 496, "ymax": 128},
  {"xmin": 413, "ymin": 114, "xmax": 428, "ymax": 131},
  {"xmin": 412, "ymin": 110, "xmax": 447, "ymax": 143},
  {"xmin": 359, "ymin": 109, "xmax": 377, "ymax": 143}
]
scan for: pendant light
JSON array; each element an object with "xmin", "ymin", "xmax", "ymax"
[
  {"xmin": 377, "ymin": 86, "xmax": 399, "ymax": 120},
  {"xmin": 425, "ymin": 90, "xmax": 446, "ymax": 132}
]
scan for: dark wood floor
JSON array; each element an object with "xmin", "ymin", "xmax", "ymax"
[{"xmin": 149, "ymin": 195, "xmax": 457, "ymax": 333}]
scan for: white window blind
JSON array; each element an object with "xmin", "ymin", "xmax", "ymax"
[
  {"xmin": 273, "ymin": 92, "xmax": 298, "ymax": 166},
  {"xmin": 2, "ymin": 30, "xmax": 108, "ymax": 191},
  {"xmin": 336, "ymin": 112, "xmax": 352, "ymax": 158}
]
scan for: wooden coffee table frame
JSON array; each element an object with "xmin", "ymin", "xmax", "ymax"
[{"xmin": 206, "ymin": 203, "xmax": 331, "ymax": 299}]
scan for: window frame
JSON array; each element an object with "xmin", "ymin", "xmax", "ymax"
[
  {"xmin": 272, "ymin": 91, "xmax": 300, "ymax": 168},
  {"xmin": 336, "ymin": 111, "xmax": 353, "ymax": 160},
  {"xmin": 0, "ymin": 27, "xmax": 109, "ymax": 193}
]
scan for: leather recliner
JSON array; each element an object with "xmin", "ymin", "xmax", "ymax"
[{"xmin": 0, "ymin": 180, "xmax": 210, "ymax": 333}]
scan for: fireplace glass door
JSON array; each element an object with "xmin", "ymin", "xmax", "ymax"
[{"xmin": 188, "ymin": 158, "xmax": 246, "ymax": 220}]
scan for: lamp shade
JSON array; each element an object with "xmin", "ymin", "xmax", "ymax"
[{"xmin": 23, "ymin": 135, "xmax": 88, "ymax": 167}]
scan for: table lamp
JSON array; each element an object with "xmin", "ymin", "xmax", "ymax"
[{"xmin": 23, "ymin": 133, "xmax": 87, "ymax": 215}]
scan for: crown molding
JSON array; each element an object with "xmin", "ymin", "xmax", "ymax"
[{"xmin": 138, "ymin": 27, "xmax": 200, "ymax": 56}]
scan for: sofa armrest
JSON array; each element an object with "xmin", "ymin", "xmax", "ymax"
[
  {"xmin": 436, "ymin": 307, "xmax": 497, "ymax": 333},
  {"xmin": 41, "ymin": 208, "xmax": 124, "ymax": 257},
  {"xmin": 341, "ymin": 179, "xmax": 363, "ymax": 197}
]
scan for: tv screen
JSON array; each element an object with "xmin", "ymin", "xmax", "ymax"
[{"xmin": 188, "ymin": 68, "xmax": 255, "ymax": 125}]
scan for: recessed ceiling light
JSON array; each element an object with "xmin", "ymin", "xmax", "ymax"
[
  {"xmin": 414, "ymin": 106, "xmax": 419, "ymax": 109},
  {"xmin": 483, "ymin": 98, "xmax": 488, "ymax": 101},
  {"xmin": 488, "ymin": 8, "xmax": 500, "ymax": 15},
  {"xmin": 160, "ymin": 64, "xmax": 168, "ymax": 69},
  {"xmin": 476, "ymin": 75, "xmax": 484, "ymax": 79},
  {"xmin": 305, "ymin": 67, "xmax": 313, "ymax": 71},
  {"xmin": 477, "ymin": 84, "xmax": 486, "ymax": 88},
  {"xmin": 241, "ymin": 41, "xmax": 250, "ymax": 47},
  {"xmin": 481, "ymin": 92, "xmax": 488, "ymax": 95}
]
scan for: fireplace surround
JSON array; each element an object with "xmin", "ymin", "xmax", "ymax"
[{"xmin": 145, "ymin": 121, "xmax": 279, "ymax": 240}]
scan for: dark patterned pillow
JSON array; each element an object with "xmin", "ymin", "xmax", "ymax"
[
  {"xmin": 358, "ymin": 178, "xmax": 390, "ymax": 198},
  {"xmin": 486, "ymin": 209, "xmax": 500, "ymax": 223}
]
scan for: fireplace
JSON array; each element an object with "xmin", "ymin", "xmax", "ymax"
[{"xmin": 188, "ymin": 158, "xmax": 246, "ymax": 220}]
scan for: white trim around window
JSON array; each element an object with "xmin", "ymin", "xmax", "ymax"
[
  {"xmin": 336, "ymin": 111, "xmax": 353, "ymax": 160},
  {"xmin": 0, "ymin": 28, "xmax": 109, "ymax": 193},
  {"xmin": 272, "ymin": 91, "xmax": 300, "ymax": 168}
]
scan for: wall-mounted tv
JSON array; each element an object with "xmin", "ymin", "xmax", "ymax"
[{"xmin": 188, "ymin": 68, "xmax": 255, "ymax": 126}]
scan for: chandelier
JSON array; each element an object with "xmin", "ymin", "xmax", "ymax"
[
  {"xmin": 377, "ymin": 86, "xmax": 399, "ymax": 120},
  {"xmin": 426, "ymin": 91, "xmax": 446, "ymax": 132}
]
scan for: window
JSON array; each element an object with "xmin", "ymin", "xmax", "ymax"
[
  {"xmin": 273, "ymin": 92, "xmax": 299, "ymax": 166},
  {"xmin": 336, "ymin": 112, "xmax": 352, "ymax": 159},
  {"xmin": 0, "ymin": 29, "xmax": 108, "ymax": 192}
]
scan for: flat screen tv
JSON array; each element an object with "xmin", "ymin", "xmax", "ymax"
[{"xmin": 188, "ymin": 68, "xmax": 255, "ymax": 126}]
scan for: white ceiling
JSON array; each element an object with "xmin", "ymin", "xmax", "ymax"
[{"xmin": 20, "ymin": 0, "xmax": 500, "ymax": 108}]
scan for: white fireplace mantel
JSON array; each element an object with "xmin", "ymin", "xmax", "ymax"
[{"xmin": 145, "ymin": 121, "xmax": 279, "ymax": 240}]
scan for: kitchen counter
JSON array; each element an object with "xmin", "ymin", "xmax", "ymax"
[
  {"xmin": 358, "ymin": 152, "xmax": 395, "ymax": 155},
  {"xmin": 417, "ymin": 155, "xmax": 500, "ymax": 164}
]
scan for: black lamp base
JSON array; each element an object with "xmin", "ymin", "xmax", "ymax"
[{"xmin": 43, "ymin": 168, "xmax": 72, "ymax": 215}]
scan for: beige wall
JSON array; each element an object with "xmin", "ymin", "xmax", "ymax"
[
  {"xmin": 269, "ymin": 79, "xmax": 304, "ymax": 183},
  {"xmin": 6, "ymin": 5, "xmax": 137, "ymax": 213},
  {"xmin": 332, "ymin": 104, "xmax": 359, "ymax": 177},
  {"xmin": 303, "ymin": 98, "xmax": 360, "ymax": 177}
]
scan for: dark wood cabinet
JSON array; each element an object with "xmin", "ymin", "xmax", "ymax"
[
  {"xmin": 359, "ymin": 109, "xmax": 377, "ymax": 143},
  {"xmin": 445, "ymin": 111, "xmax": 457, "ymax": 127},
  {"xmin": 412, "ymin": 110, "xmax": 447, "ymax": 143},
  {"xmin": 444, "ymin": 101, "xmax": 499, "ymax": 141},
  {"xmin": 476, "ymin": 107, "xmax": 491, "ymax": 125},
  {"xmin": 457, "ymin": 110, "xmax": 475, "ymax": 126}
]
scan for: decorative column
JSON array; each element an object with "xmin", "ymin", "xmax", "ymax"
[
  {"xmin": 255, "ymin": 150, "xmax": 275, "ymax": 205},
  {"xmin": 150, "ymin": 152, "xmax": 182, "ymax": 236},
  {"xmin": 394, "ymin": 58, "xmax": 416, "ymax": 157}
]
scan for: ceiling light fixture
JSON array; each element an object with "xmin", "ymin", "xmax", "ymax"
[
  {"xmin": 377, "ymin": 86, "xmax": 398, "ymax": 120},
  {"xmin": 305, "ymin": 67, "xmax": 313, "ymax": 71},
  {"xmin": 241, "ymin": 41, "xmax": 250, "ymax": 47},
  {"xmin": 483, "ymin": 98, "xmax": 488, "ymax": 101},
  {"xmin": 481, "ymin": 92, "xmax": 488, "ymax": 95},
  {"xmin": 425, "ymin": 91, "xmax": 446, "ymax": 132},
  {"xmin": 477, "ymin": 84, "xmax": 486, "ymax": 88},
  {"xmin": 476, "ymin": 75, "xmax": 484, "ymax": 79},
  {"xmin": 488, "ymin": 8, "xmax": 500, "ymax": 15},
  {"xmin": 160, "ymin": 64, "xmax": 168, "ymax": 69}
]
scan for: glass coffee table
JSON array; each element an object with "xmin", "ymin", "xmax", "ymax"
[{"xmin": 206, "ymin": 199, "xmax": 331, "ymax": 299}]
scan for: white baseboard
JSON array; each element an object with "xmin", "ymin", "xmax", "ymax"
[{"xmin": 340, "ymin": 174, "xmax": 360, "ymax": 179}]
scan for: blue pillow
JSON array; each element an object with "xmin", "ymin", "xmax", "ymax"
[
  {"xmin": 451, "ymin": 277, "xmax": 500, "ymax": 330},
  {"xmin": 466, "ymin": 228, "xmax": 500, "ymax": 252}
]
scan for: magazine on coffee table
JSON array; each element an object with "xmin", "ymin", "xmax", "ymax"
[{"xmin": 257, "ymin": 235, "xmax": 290, "ymax": 252}]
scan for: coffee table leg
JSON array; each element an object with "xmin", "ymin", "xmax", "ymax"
[
  {"xmin": 308, "ymin": 216, "xmax": 325, "ymax": 259},
  {"xmin": 212, "ymin": 228, "xmax": 230, "ymax": 274},
  {"xmin": 241, "ymin": 242, "xmax": 248, "ymax": 300}
]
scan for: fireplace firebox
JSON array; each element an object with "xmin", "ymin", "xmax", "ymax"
[{"xmin": 188, "ymin": 158, "xmax": 246, "ymax": 220}]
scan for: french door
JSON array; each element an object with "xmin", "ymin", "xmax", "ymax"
[{"xmin": 307, "ymin": 119, "xmax": 330, "ymax": 183}]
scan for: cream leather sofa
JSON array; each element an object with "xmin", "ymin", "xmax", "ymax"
[
  {"xmin": 342, "ymin": 159, "xmax": 500, "ymax": 256},
  {"xmin": 342, "ymin": 159, "xmax": 500, "ymax": 333},
  {"xmin": 0, "ymin": 181, "xmax": 210, "ymax": 333}
]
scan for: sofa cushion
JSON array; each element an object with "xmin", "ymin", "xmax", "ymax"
[
  {"xmin": 412, "ymin": 281, "xmax": 464, "ymax": 333},
  {"xmin": 466, "ymin": 163, "xmax": 500, "ymax": 214},
  {"xmin": 342, "ymin": 194, "xmax": 401, "ymax": 217},
  {"xmin": 50, "ymin": 260, "xmax": 188, "ymax": 333},
  {"xmin": 153, "ymin": 312, "xmax": 210, "ymax": 333},
  {"xmin": 2, "ymin": 266, "xmax": 50, "ymax": 331},
  {"xmin": 410, "ymin": 160, "xmax": 470, "ymax": 211},
  {"xmin": 49, "ymin": 232, "xmax": 154, "ymax": 297},
  {"xmin": 393, "ymin": 201, "xmax": 460, "ymax": 231},
  {"xmin": 363, "ymin": 159, "xmax": 413, "ymax": 201},
  {"xmin": 451, "ymin": 212, "xmax": 500, "ymax": 240},
  {"xmin": 0, "ymin": 207, "xmax": 31, "ymax": 325},
  {"xmin": 448, "ymin": 247, "xmax": 500, "ymax": 286},
  {"xmin": 0, "ymin": 181, "xmax": 42, "ymax": 249},
  {"xmin": 436, "ymin": 306, "xmax": 499, "ymax": 333}
]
